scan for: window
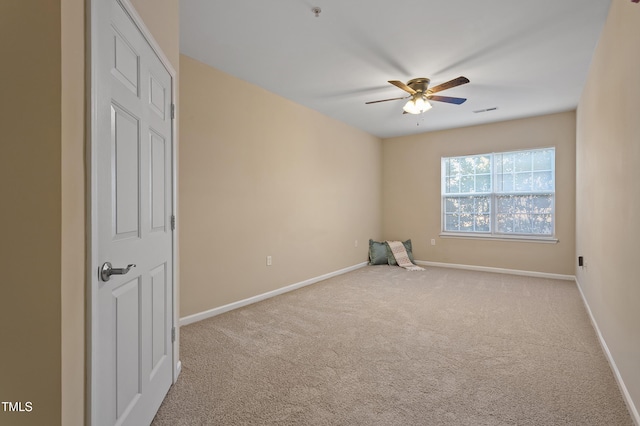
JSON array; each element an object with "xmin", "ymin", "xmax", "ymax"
[{"xmin": 441, "ymin": 148, "xmax": 555, "ymax": 239}]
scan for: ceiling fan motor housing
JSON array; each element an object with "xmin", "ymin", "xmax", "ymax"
[{"xmin": 407, "ymin": 78, "xmax": 430, "ymax": 93}]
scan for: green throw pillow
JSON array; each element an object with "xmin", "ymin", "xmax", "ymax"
[
  {"xmin": 387, "ymin": 239, "xmax": 415, "ymax": 266},
  {"xmin": 368, "ymin": 239, "xmax": 388, "ymax": 265}
]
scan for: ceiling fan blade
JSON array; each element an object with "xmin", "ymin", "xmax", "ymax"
[
  {"xmin": 388, "ymin": 80, "xmax": 417, "ymax": 95},
  {"xmin": 365, "ymin": 96, "xmax": 409, "ymax": 105},
  {"xmin": 428, "ymin": 76, "xmax": 470, "ymax": 94},
  {"xmin": 427, "ymin": 95, "xmax": 467, "ymax": 105}
]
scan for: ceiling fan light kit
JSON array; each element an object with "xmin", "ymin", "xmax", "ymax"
[
  {"xmin": 403, "ymin": 95, "xmax": 432, "ymax": 114},
  {"xmin": 366, "ymin": 76, "xmax": 470, "ymax": 115}
]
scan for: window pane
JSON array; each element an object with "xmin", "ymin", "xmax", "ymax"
[
  {"xmin": 445, "ymin": 198, "xmax": 458, "ymax": 213},
  {"xmin": 476, "ymin": 156, "xmax": 491, "ymax": 173},
  {"xmin": 497, "ymin": 196, "xmax": 511, "ymax": 212},
  {"xmin": 532, "ymin": 215, "xmax": 552, "ymax": 234},
  {"xmin": 514, "ymin": 172, "xmax": 532, "ymax": 192},
  {"xmin": 514, "ymin": 214, "xmax": 532, "ymax": 234},
  {"xmin": 461, "ymin": 157, "xmax": 475, "ymax": 174},
  {"xmin": 475, "ymin": 214, "xmax": 490, "ymax": 232},
  {"xmin": 461, "ymin": 176, "xmax": 474, "ymax": 193},
  {"xmin": 443, "ymin": 196, "xmax": 490, "ymax": 233},
  {"xmin": 447, "ymin": 177, "xmax": 460, "ymax": 193},
  {"xmin": 514, "ymin": 151, "xmax": 532, "ymax": 172},
  {"xmin": 444, "ymin": 159, "xmax": 454, "ymax": 177},
  {"xmin": 496, "ymin": 214, "xmax": 514, "ymax": 233},
  {"xmin": 445, "ymin": 214, "xmax": 459, "ymax": 231},
  {"xmin": 532, "ymin": 171, "xmax": 553, "ymax": 191},
  {"xmin": 476, "ymin": 174, "xmax": 491, "ymax": 192},
  {"xmin": 496, "ymin": 173, "xmax": 514, "ymax": 192},
  {"xmin": 443, "ymin": 154, "xmax": 492, "ymax": 195},
  {"xmin": 532, "ymin": 195, "xmax": 553, "ymax": 213},
  {"xmin": 533, "ymin": 149, "xmax": 553, "ymax": 171},
  {"xmin": 495, "ymin": 195, "xmax": 553, "ymax": 235},
  {"xmin": 459, "ymin": 197, "xmax": 474, "ymax": 213},
  {"xmin": 500, "ymin": 154, "xmax": 514, "ymax": 173},
  {"xmin": 476, "ymin": 196, "xmax": 490, "ymax": 214},
  {"xmin": 460, "ymin": 213, "xmax": 474, "ymax": 231}
]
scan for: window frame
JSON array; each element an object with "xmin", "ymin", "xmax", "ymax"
[{"xmin": 440, "ymin": 148, "xmax": 558, "ymax": 243}]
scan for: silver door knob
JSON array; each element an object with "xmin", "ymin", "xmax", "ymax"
[{"xmin": 100, "ymin": 262, "xmax": 136, "ymax": 282}]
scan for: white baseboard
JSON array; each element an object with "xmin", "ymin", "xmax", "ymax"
[
  {"xmin": 415, "ymin": 260, "xmax": 575, "ymax": 281},
  {"xmin": 179, "ymin": 262, "xmax": 368, "ymax": 327},
  {"xmin": 174, "ymin": 360, "xmax": 182, "ymax": 383},
  {"xmin": 575, "ymin": 277, "xmax": 640, "ymax": 426}
]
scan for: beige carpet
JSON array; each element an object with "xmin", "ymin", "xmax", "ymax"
[{"xmin": 152, "ymin": 266, "xmax": 633, "ymax": 425}]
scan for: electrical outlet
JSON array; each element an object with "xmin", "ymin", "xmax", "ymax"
[
  {"xmin": 266, "ymin": 256, "xmax": 272, "ymax": 266},
  {"xmin": 431, "ymin": 239, "xmax": 436, "ymax": 246},
  {"xmin": 355, "ymin": 240, "xmax": 358, "ymax": 247}
]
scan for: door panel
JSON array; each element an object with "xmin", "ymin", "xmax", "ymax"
[
  {"xmin": 150, "ymin": 131, "xmax": 166, "ymax": 232},
  {"xmin": 150, "ymin": 263, "xmax": 167, "ymax": 373},
  {"xmin": 111, "ymin": 104, "xmax": 141, "ymax": 239},
  {"xmin": 149, "ymin": 74, "xmax": 166, "ymax": 119},
  {"xmin": 113, "ymin": 277, "xmax": 142, "ymax": 418},
  {"xmin": 112, "ymin": 30, "xmax": 140, "ymax": 95}
]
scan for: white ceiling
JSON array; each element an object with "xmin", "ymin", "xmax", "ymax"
[{"xmin": 180, "ymin": 0, "xmax": 611, "ymax": 139}]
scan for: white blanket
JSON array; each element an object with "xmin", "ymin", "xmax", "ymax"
[{"xmin": 386, "ymin": 241, "xmax": 424, "ymax": 271}]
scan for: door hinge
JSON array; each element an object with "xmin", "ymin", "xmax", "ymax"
[
  {"xmin": 171, "ymin": 327, "xmax": 176, "ymax": 343},
  {"xmin": 171, "ymin": 104, "xmax": 175, "ymax": 119},
  {"xmin": 170, "ymin": 215, "xmax": 176, "ymax": 231}
]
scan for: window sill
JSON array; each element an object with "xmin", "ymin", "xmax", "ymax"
[{"xmin": 439, "ymin": 233, "xmax": 559, "ymax": 244}]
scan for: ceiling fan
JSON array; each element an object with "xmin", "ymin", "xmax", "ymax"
[{"xmin": 366, "ymin": 76, "xmax": 470, "ymax": 114}]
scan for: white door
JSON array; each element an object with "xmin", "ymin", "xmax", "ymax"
[{"xmin": 90, "ymin": 0, "xmax": 175, "ymax": 425}]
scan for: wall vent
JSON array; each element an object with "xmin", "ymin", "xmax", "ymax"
[{"xmin": 473, "ymin": 107, "xmax": 498, "ymax": 114}]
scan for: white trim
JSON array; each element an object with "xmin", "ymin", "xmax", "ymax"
[
  {"xmin": 440, "ymin": 233, "xmax": 558, "ymax": 244},
  {"xmin": 86, "ymin": 1, "xmax": 98, "ymax": 421},
  {"xmin": 180, "ymin": 262, "xmax": 368, "ymax": 327},
  {"xmin": 415, "ymin": 260, "xmax": 575, "ymax": 281},
  {"xmin": 575, "ymin": 277, "xmax": 640, "ymax": 425}
]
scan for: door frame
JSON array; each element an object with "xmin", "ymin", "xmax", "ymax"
[{"xmin": 86, "ymin": 0, "xmax": 180, "ymax": 423}]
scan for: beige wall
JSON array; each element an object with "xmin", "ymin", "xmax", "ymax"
[
  {"xmin": 179, "ymin": 55, "xmax": 382, "ymax": 317},
  {"xmin": 0, "ymin": 1, "xmax": 62, "ymax": 425},
  {"xmin": 382, "ymin": 111, "xmax": 576, "ymax": 276},
  {"xmin": 129, "ymin": 0, "xmax": 180, "ymax": 69},
  {"xmin": 576, "ymin": 0, "xmax": 640, "ymax": 419}
]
